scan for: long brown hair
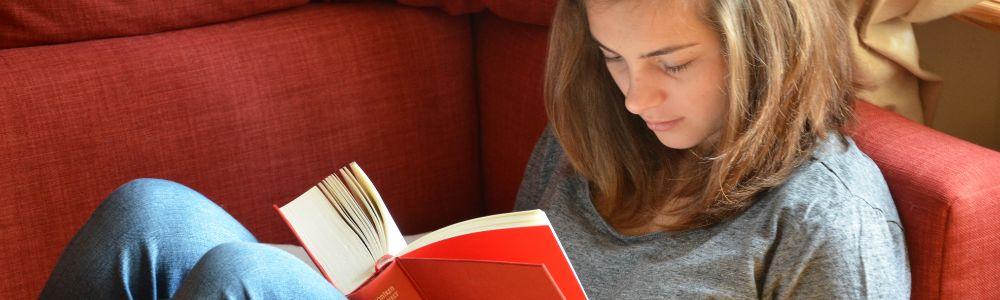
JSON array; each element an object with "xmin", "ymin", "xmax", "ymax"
[{"xmin": 544, "ymin": 0, "xmax": 857, "ymax": 232}]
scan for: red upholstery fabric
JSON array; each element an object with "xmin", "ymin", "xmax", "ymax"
[
  {"xmin": 0, "ymin": 0, "xmax": 308, "ymax": 49},
  {"xmin": 475, "ymin": 12, "xmax": 550, "ymax": 214},
  {"xmin": 0, "ymin": 3, "xmax": 479, "ymax": 298},
  {"xmin": 851, "ymin": 101, "xmax": 1000, "ymax": 299},
  {"xmin": 481, "ymin": 0, "xmax": 556, "ymax": 26},
  {"xmin": 395, "ymin": 0, "xmax": 556, "ymax": 25},
  {"xmin": 397, "ymin": 0, "xmax": 485, "ymax": 15}
]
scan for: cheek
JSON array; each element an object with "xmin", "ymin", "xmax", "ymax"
[
  {"xmin": 706, "ymin": 90, "xmax": 728, "ymax": 129},
  {"xmin": 672, "ymin": 77, "xmax": 726, "ymax": 132},
  {"xmin": 691, "ymin": 61, "xmax": 729, "ymax": 126},
  {"xmin": 697, "ymin": 84, "xmax": 728, "ymax": 134},
  {"xmin": 708, "ymin": 69, "xmax": 730, "ymax": 125}
]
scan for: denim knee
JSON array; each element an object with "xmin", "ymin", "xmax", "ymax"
[
  {"xmin": 173, "ymin": 242, "xmax": 345, "ymax": 299},
  {"xmin": 96, "ymin": 178, "xmax": 255, "ymax": 241},
  {"xmin": 41, "ymin": 179, "xmax": 258, "ymax": 299},
  {"xmin": 100, "ymin": 178, "xmax": 213, "ymax": 222}
]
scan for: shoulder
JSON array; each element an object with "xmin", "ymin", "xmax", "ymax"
[
  {"xmin": 514, "ymin": 125, "xmax": 572, "ymax": 211},
  {"xmin": 532, "ymin": 125, "xmax": 564, "ymax": 165},
  {"xmin": 763, "ymin": 132, "xmax": 901, "ymax": 235},
  {"xmin": 758, "ymin": 134, "xmax": 911, "ymax": 298},
  {"xmin": 523, "ymin": 125, "xmax": 569, "ymax": 182}
]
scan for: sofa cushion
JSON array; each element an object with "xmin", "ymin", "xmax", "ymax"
[
  {"xmin": 0, "ymin": 3, "xmax": 479, "ymax": 298},
  {"xmin": 0, "ymin": 0, "xmax": 308, "ymax": 49},
  {"xmin": 395, "ymin": 0, "xmax": 555, "ymax": 26},
  {"xmin": 398, "ymin": 0, "xmax": 485, "ymax": 15},
  {"xmin": 481, "ymin": 0, "xmax": 556, "ymax": 26}
]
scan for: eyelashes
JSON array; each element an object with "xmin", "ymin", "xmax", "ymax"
[
  {"xmin": 602, "ymin": 55, "xmax": 692, "ymax": 75},
  {"xmin": 660, "ymin": 61, "xmax": 691, "ymax": 74}
]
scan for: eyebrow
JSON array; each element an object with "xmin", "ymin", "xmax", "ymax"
[{"xmin": 593, "ymin": 37, "xmax": 696, "ymax": 59}]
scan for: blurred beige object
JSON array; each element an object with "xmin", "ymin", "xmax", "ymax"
[
  {"xmin": 849, "ymin": 0, "xmax": 983, "ymax": 124},
  {"xmin": 953, "ymin": 0, "xmax": 1000, "ymax": 30}
]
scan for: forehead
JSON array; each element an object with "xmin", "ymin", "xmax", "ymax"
[{"xmin": 585, "ymin": 0, "xmax": 712, "ymax": 49}]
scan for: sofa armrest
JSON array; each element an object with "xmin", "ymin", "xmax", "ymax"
[{"xmin": 851, "ymin": 100, "xmax": 1000, "ymax": 299}]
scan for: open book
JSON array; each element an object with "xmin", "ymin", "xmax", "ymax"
[{"xmin": 275, "ymin": 162, "xmax": 587, "ymax": 300}]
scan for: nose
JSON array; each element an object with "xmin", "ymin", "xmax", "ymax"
[{"xmin": 623, "ymin": 73, "xmax": 667, "ymax": 115}]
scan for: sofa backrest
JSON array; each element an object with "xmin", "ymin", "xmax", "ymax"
[
  {"xmin": 0, "ymin": 0, "xmax": 309, "ymax": 49},
  {"xmin": 0, "ymin": 2, "xmax": 482, "ymax": 298}
]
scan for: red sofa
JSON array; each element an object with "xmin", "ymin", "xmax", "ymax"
[{"xmin": 1, "ymin": 1, "xmax": 997, "ymax": 299}]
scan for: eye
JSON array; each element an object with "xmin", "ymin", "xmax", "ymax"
[
  {"xmin": 603, "ymin": 55, "xmax": 623, "ymax": 63},
  {"xmin": 660, "ymin": 61, "xmax": 691, "ymax": 74}
]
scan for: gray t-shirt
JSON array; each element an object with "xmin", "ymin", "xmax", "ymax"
[{"xmin": 514, "ymin": 127, "xmax": 910, "ymax": 299}]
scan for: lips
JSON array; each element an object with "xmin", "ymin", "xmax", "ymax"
[{"xmin": 645, "ymin": 117, "xmax": 683, "ymax": 131}]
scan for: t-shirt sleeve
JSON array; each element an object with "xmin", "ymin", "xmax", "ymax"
[
  {"xmin": 761, "ymin": 195, "xmax": 911, "ymax": 299},
  {"xmin": 513, "ymin": 125, "xmax": 562, "ymax": 212}
]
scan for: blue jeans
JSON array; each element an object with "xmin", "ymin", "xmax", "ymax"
[{"xmin": 40, "ymin": 178, "xmax": 347, "ymax": 299}]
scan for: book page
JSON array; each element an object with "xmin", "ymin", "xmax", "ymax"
[
  {"xmin": 279, "ymin": 187, "xmax": 377, "ymax": 293},
  {"xmin": 278, "ymin": 162, "xmax": 408, "ymax": 294},
  {"xmin": 341, "ymin": 168, "xmax": 387, "ymax": 256},
  {"xmin": 322, "ymin": 173, "xmax": 380, "ymax": 260},
  {"xmin": 349, "ymin": 162, "xmax": 407, "ymax": 256},
  {"xmin": 399, "ymin": 209, "xmax": 551, "ymax": 255}
]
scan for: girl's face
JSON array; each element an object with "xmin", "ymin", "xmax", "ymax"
[{"xmin": 586, "ymin": 0, "xmax": 728, "ymax": 150}]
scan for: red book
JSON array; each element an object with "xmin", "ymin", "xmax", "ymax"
[{"xmin": 275, "ymin": 162, "xmax": 588, "ymax": 299}]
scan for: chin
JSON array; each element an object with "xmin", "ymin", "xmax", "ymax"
[{"xmin": 653, "ymin": 131, "xmax": 707, "ymax": 150}]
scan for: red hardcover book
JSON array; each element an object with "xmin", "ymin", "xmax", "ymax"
[{"xmin": 275, "ymin": 162, "xmax": 588, "ymax": 299}]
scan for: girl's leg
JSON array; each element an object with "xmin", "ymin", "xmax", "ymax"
[
  {"xmin": 173, "ymin": 241, "xmax": 345, "ymax": 299},
  {"xmin": 40, "ymin": 178, "xmax": 259, "ymax": 299}
]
